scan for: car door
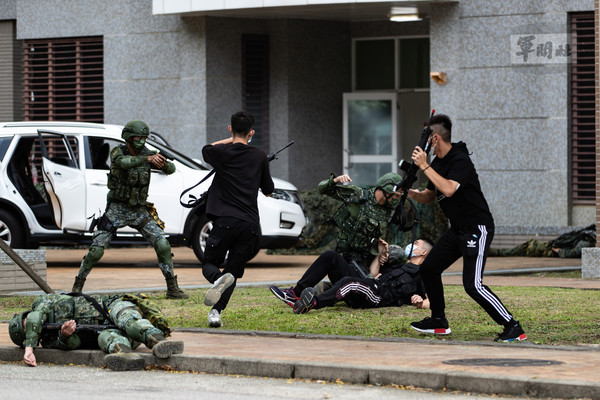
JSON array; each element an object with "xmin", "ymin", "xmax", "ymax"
[{"xmin": 37, "ymin": 129, "xmax": 87, "ymax": 231}]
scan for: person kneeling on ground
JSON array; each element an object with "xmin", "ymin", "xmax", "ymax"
[
  {"xmin": 271, "ymin": 238, "xmax": 433, "ymax": 314},
  {"xmin": 8, "ymin": 293, "xmax": 183, "ymax": 371}
]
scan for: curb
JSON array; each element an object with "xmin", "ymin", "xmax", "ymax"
[{"xmin": 1, "ymin": 345, "xmax": 598, "ymax": 399}]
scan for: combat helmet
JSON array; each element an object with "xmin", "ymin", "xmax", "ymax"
[
  {"xmin": 121, "ymin": 120, "xmax": 150, "ymax": 141},
  {"xmin": 376, "ymin": 172, "xmax": 402, "ymax": 194},
  {"xmin": 9, "ymin": 311, "xmax": 29, "ymax": 348}
]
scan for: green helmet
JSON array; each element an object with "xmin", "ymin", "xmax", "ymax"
[
  {"xmin": 121, "ymin": 120, "xmax": 150, "ymax": 141},
  {"xmin": 376, "ymin": 172, "xmax": 403, "ymax": 193},
  {"xmin": 9, "ymin": 311, "xmax": 29, "ymax": 348}
]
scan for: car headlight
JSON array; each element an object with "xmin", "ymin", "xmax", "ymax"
[{"xmin": 269, "ymin": 189, "xmax": 305, "ymax": 208}]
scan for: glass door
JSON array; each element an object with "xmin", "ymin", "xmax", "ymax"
[{"xmin": 343, "ymin": 92, "xmax": 397, "ymax": 186}]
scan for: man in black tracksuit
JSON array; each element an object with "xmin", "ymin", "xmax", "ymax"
[
  {"xmin": 271, "ymin": 239, "xmax": 433, "ymax": 313},
  {"xmin": 201, "ymin": 111, "xmax": 274, "ymax": 328},
  {"xmin": 407, "ymin": 113, "xmax": 526, "ymax": 342}
]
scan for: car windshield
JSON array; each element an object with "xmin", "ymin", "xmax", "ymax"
[{"xmin": 146, "ymin": 140, "xmax": 208, "ymax": 170}]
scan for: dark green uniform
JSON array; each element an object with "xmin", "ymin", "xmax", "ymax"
[
  {"xmin": 318, "ymin": 173, "xmax": 395, "ymax": 272},
  {"xmin": 18, "ymin": 294, "xmax": 163, "ymax": 353},
  {"xmin": 71, "ymin": 120, "xmax": 187, "ymax": 299}
]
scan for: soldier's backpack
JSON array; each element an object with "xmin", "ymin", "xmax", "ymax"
[{"xmin": 121, "ymin": 293, "xmax": 171, "ymax": 337}]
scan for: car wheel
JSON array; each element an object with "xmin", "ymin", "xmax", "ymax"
[
  {"xmin": 0, "ymin": 209, "xmax": 26, "ymax": 249},
  {"xmin": 191, "ymin": 215, "xmax": 212, "ymax": 263}
]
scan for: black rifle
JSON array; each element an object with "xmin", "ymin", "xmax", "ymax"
[
  {"xmin": 388, "ymin": 110, "xmax": 436, "ymax": 227},
  {"xmin": 42, "ymin": 323, "xmax": 118, "ymax": 333},
  {"xmin": 179, "ymin": 140, "xmax": 295, "ymax": 209},
  {"xmin": 158, "ymin": 149, "xmax": 175, "ymax": 161}
]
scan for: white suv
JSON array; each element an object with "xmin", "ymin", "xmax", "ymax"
[{"xmin": 0, "ymin": 121, "xmax": 306, "ymax": 262}]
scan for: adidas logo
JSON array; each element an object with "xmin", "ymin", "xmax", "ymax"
[{"xmin": 466, "ymin": 240, "xmax": 477, "ymax": 248}]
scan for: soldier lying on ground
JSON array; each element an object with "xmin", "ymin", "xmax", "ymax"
[
  {"xmin": 270, "ymin": 238, "xmax": 432, "ymax": 313},
  {"xmin": 9, "ymin": 293, "xmax": 183, "ymax": 371},
  {"xmin": 491, "ymin": 224, "xmax": 595, "ymax": 258}
]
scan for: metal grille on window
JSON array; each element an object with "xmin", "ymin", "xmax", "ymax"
[
  {"xmin": 242, "ymin": 34, "xmax": 269, "ymax": 152},
  {"xmin": 570, "ymin": 13, "xmax": 595, "ymax": 203},
  {"xmin": 23, "ymin": 37, "xmax": 103, "ymax": 122}
]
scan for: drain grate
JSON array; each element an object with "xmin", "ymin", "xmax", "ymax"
[{"xmin": 443, "ymin": 358, "xmax": 564, "ymax": 367}]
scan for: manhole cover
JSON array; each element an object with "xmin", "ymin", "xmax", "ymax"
[{"xmin": 443, "ymin": 358, "xmax": 564, "ymax": 367}]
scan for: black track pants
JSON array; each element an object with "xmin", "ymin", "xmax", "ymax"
[{"xmin": 419, "ymin": 225, "xmax": 513, "ymax": 325}]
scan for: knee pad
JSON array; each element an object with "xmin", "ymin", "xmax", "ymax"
[
  {"xmin": 125, "ymin": 319, "xmax": 161, "ymax": 343},
  {"xmin": 81, "ymin": 246, "xmax": 104, "ymax": 269},
  {"xmin": 109, "ymin": 301, "xmax": 141, "ymax": 326},
  {"xmin": 154, "ymin": 238, "xmax": 172, "ymax": 264},
  {"xmin": 98, "ymin": 329, "xmax": 130, "ymax": 353}
]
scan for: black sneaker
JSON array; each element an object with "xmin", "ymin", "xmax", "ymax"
[
  {"xmin": 410, "ymin": 317, "xmax": 451, "ymax": 335},
  {"xmin": 269, "ymin": 285, "xmax": 299, "ymax": 307},
  {"xmin": 293, "ymin": 287, "xmax": 317, "ymax": 314},
  {"xmin": 494, "ymin": 320, "xmax": 527, "ymax": 342}
]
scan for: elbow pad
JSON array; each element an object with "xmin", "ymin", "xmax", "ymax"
[{"xmin": 24, "ymin": 311, "xmax": 44, "ymax": 347}]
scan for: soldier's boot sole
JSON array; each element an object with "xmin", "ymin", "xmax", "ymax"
[
  {"xmin": 104, "ymin": 352, "xmax": 145, "ymax": 371},
  {"xmin": 152, "ymin": 340, "xmax": 184, "ymax": 359}
]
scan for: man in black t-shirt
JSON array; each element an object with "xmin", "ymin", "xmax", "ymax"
[
  {"xmin": 406, "ymin": 114, "xmax": 526, "ymax": 342},
  {"xmin": 201, "ymin": 111, "xmax": 274, "ymax": 328}
]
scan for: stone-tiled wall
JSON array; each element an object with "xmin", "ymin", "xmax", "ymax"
[
  {"xmin": 0, "ymin": 249, "xmax": 47, "ymax": 292},
  {"xmin": 12, "ymin": 0, "xmax": 208, "ymax": 160},
  {"xmin": 430, "ymin": 0, "xmax": 594, "ymax": 233}
]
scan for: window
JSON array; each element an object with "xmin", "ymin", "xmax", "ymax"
[
  {"xmin": 242, "ymin": 34, "xmax": 269, "ymax": 152},
  {"xmin": 569, "ymin": 13, "xmax": 595, "ymax": 203},
  {"xmin": 353, "ymin": 37, "xmax": 430, "ymax": 91},
  {"xmin": 23, "ymin": 37, "xmax": 104, "ymax": 122}
]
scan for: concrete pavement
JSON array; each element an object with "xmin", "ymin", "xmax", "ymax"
[{"xmin": 1, "ymin": 247, "xmax": 599, "ymax": 398}]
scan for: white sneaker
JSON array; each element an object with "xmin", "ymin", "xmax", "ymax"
[
  {"xmin": 208, "ymin": 309, "xmax": 222, "ymax": 328},
  {"xmin": 204, "ymin": 273, "xmax": 235, "ymax": 306}
]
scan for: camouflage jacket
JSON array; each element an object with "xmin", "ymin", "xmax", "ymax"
[
  {"xmin": 318, "ymin": 174, "xmax": 392, "ymax": 260},
  {"xmin": 107, "ymin": 145, "xmax": 175, "ymax": 206},
  {"xmin": 24, "ymin": 294, "xmax": 120, "ymax": 349}
]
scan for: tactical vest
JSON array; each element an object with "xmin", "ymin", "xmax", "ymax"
[
  {"xmin": 333, "ymin": 188, "xmax": 390, "ymax": 258},
  {"xmin": 107, "ymin": 145, "xmax": 151, "ymax": 206},
  {"xmin": 377, "ymin": 262, "xmax": 421, "ymax": 306}
]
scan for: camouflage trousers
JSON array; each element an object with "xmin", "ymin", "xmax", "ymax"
[
  {"xmin": 98, "ymin": 299, "xmax": 163, "ymax": 353},
  {"xmin": 78, "ymin": 202, "xmax": 174, "ymax": 278}
]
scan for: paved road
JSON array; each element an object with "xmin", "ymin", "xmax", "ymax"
[{"xmin": 0, "ymin": 362, "xmax": 533, "ymax": 400}]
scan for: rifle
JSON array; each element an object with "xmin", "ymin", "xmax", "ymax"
[
  {"xmin": 42, "ymin": 323, "xmax": 118, "ymax": 333},
  {"xmin": 267, "ymin": 141, "xmax": 294, "ymax": 162},
  {"xmin": 179, "ymin": 140, "xmax": 295, "ymax": 209},
  {"xmin": 158, "ymin": 149, "xmax": 175, "ymax": 161},
  {"xmin": 388, "ymin": 109, "xmax": 436, "ymax": 227}
]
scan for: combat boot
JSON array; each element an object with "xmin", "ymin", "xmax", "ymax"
[
  {"xmin": 165, "ymin": 275, "xmax": 189, "ymax": 299},
  {"xmin": 146, "ymin": 332, "xmax": 184, "ymax": 359},
  {"xmin": 104, "ymin": 343, "xmax": 145, "ymax": 371},
  {"xmin": 71, "ymin": 276, "xmax": 86, "ymax": 293}
]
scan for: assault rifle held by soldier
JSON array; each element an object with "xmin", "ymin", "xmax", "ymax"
[{"xmin": 42, "ymin": 322, "xmax": 119, "ymax": 333}]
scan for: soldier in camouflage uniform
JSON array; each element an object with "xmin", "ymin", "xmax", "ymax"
[
  {"xmin": 71, "ymin": 120, "xmax": 187, "ymax": 299},
  {"xmin": 270, "ymin": 172, "xmax": 402, "ymax": 304},
  {"xmin": 8, "ymin": 293, "xmax": 184, "ymax": 371},
  {"xmin": 494, "ymin": 224, "xmax": 596, "ymax": 258},
  {"xmin": 319, "ymin": 172, "xmax": 403, "ymax": 273}
]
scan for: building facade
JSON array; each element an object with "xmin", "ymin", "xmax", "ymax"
[{"xmin": 0, "ymin": 0, "xmax": 595, "ymax": 245}]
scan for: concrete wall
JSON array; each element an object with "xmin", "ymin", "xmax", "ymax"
[
  {"xmin": 429, "ymin": 0, "xmax": 594, "ymax": 233},
  {"xmin": 203, "ymin": 17, "xmax": 349, "ymax": 187},
  {"xmin": 14, "ymin": 0, "xmax": 207, "ymax": 159},
  {"xmin": 0, "ymin": 249, "xmax": 46, "ymax": 293}
]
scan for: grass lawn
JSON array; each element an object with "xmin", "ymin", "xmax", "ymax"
[{"xmin": 2, "ymin": 283, "xmax": 599, "ymax": 346}]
